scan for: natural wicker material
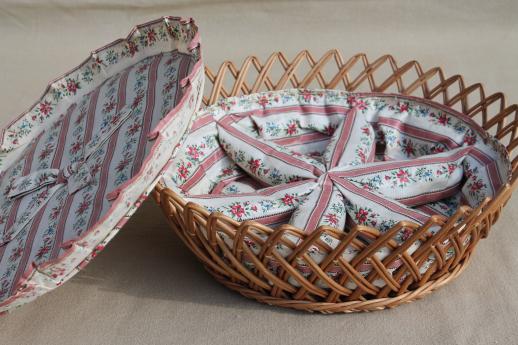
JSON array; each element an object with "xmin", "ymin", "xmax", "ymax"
[{"xmin": 153, "ymin": 50, "xmax": 518, "ymax": 313}]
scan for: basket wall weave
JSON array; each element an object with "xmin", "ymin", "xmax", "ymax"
[{"xmin": 153, "ymin": 50, "xmax": 518, "ymax": 313}]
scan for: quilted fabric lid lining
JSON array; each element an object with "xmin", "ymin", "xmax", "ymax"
[{"xmin": 0, "ymin": 17, "xmax": 204, "ymax": 312}]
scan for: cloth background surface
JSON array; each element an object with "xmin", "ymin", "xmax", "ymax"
[{"xmin": 0, "ymin": 1, "xmax": 517, "ymax": 344}]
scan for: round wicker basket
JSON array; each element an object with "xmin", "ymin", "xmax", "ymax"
[{"xmin": 153, "ymin": 50, "xmax": 518, "ymax": 313}]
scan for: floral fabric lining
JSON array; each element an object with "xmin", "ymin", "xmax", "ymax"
[
  {"xmin": 162, "ymin": 89, "xmax": 510, "ymax": 289},
  {"xmin": 0, "ymin": 17, "xmax": 203, "ymax": 312}
]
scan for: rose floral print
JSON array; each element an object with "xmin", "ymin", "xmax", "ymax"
[
  {"xmin": 165, "ymin": 89, "xmax": 509, "ymax": 231},
  {"xmin": 162, "ymin": 88, "xmax": 510, "ymax": 290},
  {"xmin": 0, "ymin": 17, "xmax": 203, "ymax": 313}
]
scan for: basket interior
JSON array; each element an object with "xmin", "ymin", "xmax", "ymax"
[{"xmin": 160, "ymin": 88, "xmax": 511, "ymax": 290}]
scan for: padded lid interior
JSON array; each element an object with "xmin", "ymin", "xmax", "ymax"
[{"xmin": 0, "ymin": 17, "xmax": 204, "ymax": 312}]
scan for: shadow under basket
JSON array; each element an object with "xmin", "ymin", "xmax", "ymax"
[{"xmin": 153, "ymin": 50, "xmax": 518, "ymax": 313}]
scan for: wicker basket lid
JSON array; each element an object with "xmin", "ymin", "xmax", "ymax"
[{"xmin": 0, "ymin": 16, "xmax": 204, "ymax": 312}]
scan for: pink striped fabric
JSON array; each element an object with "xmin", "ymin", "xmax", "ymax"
[
  {"xmin": 160, "ymin": 89, "xmax": 511, "ymax": 290},
  {"xmin": 0, "ymin": 18, "xmax": 202, "ymax": 311},
  {"xmin": 163, "ymin": 89, "xmax": 510, "ymax": 237}
]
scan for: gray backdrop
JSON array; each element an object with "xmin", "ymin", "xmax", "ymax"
[{"xmin": 0, "ymin": 1, "xmax": 517, "ymax": 344}]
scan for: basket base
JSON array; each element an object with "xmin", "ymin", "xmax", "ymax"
[
  {"xmin": 204, "ymin": 256, "xmax": 472, "ymax": 314},
  {"xmin": 155, "ymin": 185, "xmax": 478, "ymax": 314}
]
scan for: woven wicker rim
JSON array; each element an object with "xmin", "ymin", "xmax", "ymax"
[{"xmin": 154, "ymin": 50, "xmax": 518, "ymax": 313}]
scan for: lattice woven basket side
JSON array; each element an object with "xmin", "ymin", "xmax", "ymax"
[{"xmin": 153, "ymin": 50, "xmax": 518, "ymax": 313}]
